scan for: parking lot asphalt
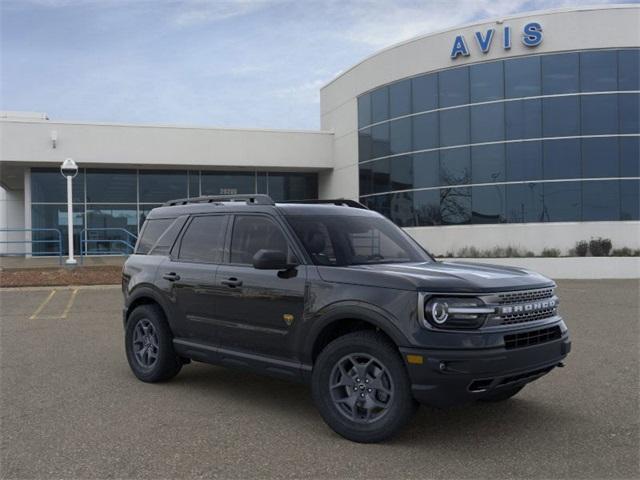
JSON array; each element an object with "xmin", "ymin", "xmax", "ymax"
[{"xmin": 1, "ymin": 280, "xmax": 638, "ymax": 479}]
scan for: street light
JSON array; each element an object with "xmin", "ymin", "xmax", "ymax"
[{"xmin": 60, "ymin": 158, "xmax": 78, "ymax": 265}]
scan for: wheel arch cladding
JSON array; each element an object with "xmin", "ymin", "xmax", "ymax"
[{"xmin": 126, "ymin": 292, "xmax": 168, "ymax": 326}]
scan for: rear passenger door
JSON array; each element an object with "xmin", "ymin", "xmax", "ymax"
[
  {"xmin": 160, "ymin": 214, "xmax": 229, "ymax": 344},
  {"xmin": 213, "ymin": 214, "xmax": 307, "ymax": 359}
]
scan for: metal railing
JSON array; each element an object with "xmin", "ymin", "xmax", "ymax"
[
  {"xmin": 79, "ymin": 228, "xmax": 138, "ymax": 261},
  {"xmin": 0, "ymin": 228, "xmax": 64, "ymax": 264}
]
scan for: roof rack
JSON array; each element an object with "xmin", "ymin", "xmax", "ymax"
[
  {"xmin": 163, "ymin": 194, "xmax": 275, "ymax": 207},
  {"xmin": 286, "ymin": 199, "xmax": 369, "ymax": 210}
]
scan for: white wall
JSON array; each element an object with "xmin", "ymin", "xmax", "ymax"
[
  {"xmin": 405, "ymin": 221, "xmax": 640, "ymax": 257},
  {"xmin": 0, "ymin": 120, "xmax": 334, "ymax": 171},
  {"xmin": 0, "ymin": 186, "xmax": 25, "ymax": 254}
]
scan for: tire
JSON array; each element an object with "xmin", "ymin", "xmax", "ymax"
[
  {"xmin": 311, "ymin": 331, "xmax": 418, "ymax": 443},
  {"xmin": 125, "ymin": 304, "xmax": 182, "ymax": 383},
  {"xmin": 478, "ymin": 385, "xmax": 524, "ymax": 402}
]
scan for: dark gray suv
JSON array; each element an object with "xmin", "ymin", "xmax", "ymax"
[{"xmin": 122, "ymin": 194, "xmax": 570, "ymax": 443}]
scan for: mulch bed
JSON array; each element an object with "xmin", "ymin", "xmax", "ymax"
[{"xmin": 0, "ymin": 266, "xmax": 122, "ymax": 288}]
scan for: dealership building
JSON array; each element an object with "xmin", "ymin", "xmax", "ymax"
[{"xmin": 1, "ymin": 5, "xmax": 639, "ymax": 257}]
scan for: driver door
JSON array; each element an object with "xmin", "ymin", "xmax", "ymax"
[{"xmin": 212, "ymin": 214, "xmax": 306, "ymax": 359}]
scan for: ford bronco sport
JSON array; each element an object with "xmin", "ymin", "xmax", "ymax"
[{"xmin": 122, "ymin": 194, "xmax": 570, "ymax": 443}]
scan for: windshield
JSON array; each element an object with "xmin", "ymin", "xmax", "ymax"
[{"xmin": 286, "ymin": 214, "xmax": 432, "ymax": 266}]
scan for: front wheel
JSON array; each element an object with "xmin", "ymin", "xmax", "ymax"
[
  {"xmin": 311, "ymin": 331, "xmax": 417, "ymax": 443},
  {"xmin": 125, "ymin": 304, "xmax": 182, "ymax": 382}
]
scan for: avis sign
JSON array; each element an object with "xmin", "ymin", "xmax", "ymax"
[{"xmin": 450, "ymin": 22, "xmax": 543, "ymax": 59}]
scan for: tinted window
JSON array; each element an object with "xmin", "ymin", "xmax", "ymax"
[
  {"xmin": 389, "ymin": 79, "xmax": 411, "ymax": 118},
  {"xmin": 230, "ymin": 216, "xmax": 288, "ymax": 264},
  {"xmin": 412, "ymin": 112, "xmax": 439, "ymax": 151},
  {"xmin": 31, "ymin": 168, "xmax": 85, "ymax": 203},
  {"xmin": 390, "ymin": 191, "xmax": 415, "ymax": 227},
  {"xmin": 414, "ymin": 189, "xmax": 441, "ymax": 226},
  {"xmin": 470, "ymin": 61, "xmax": 504, "ymax": 102},
  {"xmin": 188, "ymin": 171, "xmax": 200, "ymax": 197},
  {"xmin": 543, "ymin": 96, "xmax": 580, "ymax": 137},
  {"xmin": 31, "ymin": 204, "xmax": 84, "ymax": 255},
  {"xmin": 440, "ymin": 148, "xmax": 470, "ymax": 185},
  {"xmin": 412, "ymin": 152, "xmax": 440, "ymax": 189},
  {"xmin": 621, "ymin": 180, "xmax": 640, "ymax": 220},
  {"xmin": 268, "ymin": 173, "xmax": 317, "ymax": 201},
  {"xmin": 86, "ymin": 205, "xmax": 138, "ymax": 253},
  {"xmin": 152, "ymin": 216, "xmax": 187, "ymax": 255},
  {"xmin": 506, "ymin": 183, "xmax": 543, "ymax": 223},
  {"xmin": 359, "ymin": 162, "xmax": 373, "ymax": 196},
  {"xmin": 505, "ymin": 98, "xmax": 542, "ymax": 140},
  {"xmin": 179, "ymin": 215, "xmax": 227, "ymax": 263},
  {"xmin": 582, "ymin": 180, "xmax": 619, "ymax": 221},
  {"xmin": 440, "ymin": 187, "xmax": 471, "ymax": 225},
  {"xmin": 201, "ymin": 172, "xmax": 254, "ymax": 195},
  {"xmin": 390, "ymin": 155, "xmax": 413, "ymax": 191},
  {"xmin": 439, "ymin": 67, "xmax": 469, "ymax": 107},
  {"xmin": 472, "ymin": 185, "xmax": 505, "ymax": 224},
  {"xmin": 371, "ymin": 87, "xmax": 389, "ymax": 123},
  {"xmin": 137, "ymin": 218, "xmax": 174, "ymax": 254},
  {"xmin": 439, "ymin": 107, "xmax": 469, "ymax": 147},
  {"xmin": 372, "ymin": 158, "xmax": 391, "ymax": 193},
  {"xmin": 581, "ymin": 95, "xmax": 618, "ymax": 135},
  {"xmin": 358, "ymin": 94, "xmax": 372, "ymax": 128},
  {"xmin": 619, "ymin": 93, "xmax": 640, "ymax": 134},
  {"xmin": 359, "ymin": 128, "xmax": 372, "ymax": 162},
  {"xmin": 582, "ymin": 137, "xmax": 619, "ymax": 178},
  {"xmin": 506, "ymin": 142, "xmax": 543, "ymax": 181},
  {"xmin": 543, "ymin": 139, "xmax": 581, "ymax": 180},
  {"xmin": 620, "ymin": 137, "xmax": 640, "ymax": 177},
  {"xmin": 412, "ymin": 74, "xmax": 438, "ymax": 113},
  {"xmin": 618, "ymin": 50, "xmax": 640, "ymax": 91},
  {"xmin": 470, "ymin": 103, "xmax": 504, "ymax": 143},
  {"xmin": 505, "ymin": 56, "xmax": 541, "ymax": 98},
  {"xmin": 389, "ymin": 117, "xmax": 411, "ymax": 155},
  {"xmin": 139, "ymin": 170, "xmax": 187, "ymax": 203},
  {"xmin": 581, "ymin": 51, "xmax": 617, "ymax": 92},
  {"xmin": 541, "ymin": 53, "xmax": 579, "ymax": 94},
  {"xmin": 472, "ymin": 144, "xmax": 505, "ymax": 183},
  {"xmin": 86, "ymin": 169, "xmax": 136, "ymax": 203},
  {"xmin": 544, "ymin": 182, "xmax": 581, "ymax": 222},
  {"xmin": 371, "ymin": 123, "xmax": 390, "ymax": 158}
]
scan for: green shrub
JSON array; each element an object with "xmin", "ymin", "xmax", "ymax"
[
  {"xmin": 541, "ymin": 248, "xmax": 561, "ymax": 257},
  {"xmin": 574, "ymin": 241, "xmax": 589, "ymax": 257},
  {"xmin": 589, "ymin": 237, "xmax": 612, "ymax": 257},
  {"xmin": 611, "ymin": 247, "xmax": 640, "ymax": 257}
]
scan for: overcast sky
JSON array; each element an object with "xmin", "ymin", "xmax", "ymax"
[{"xmin": 0, "ymin": 0, "xmax": 633, "ymax": 129}]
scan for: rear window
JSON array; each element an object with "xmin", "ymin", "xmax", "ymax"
[
  {"xmin": 136, "ymin": 218, "xmax": 174, "ymax": 254},
  {"xmin": 178, "ymin": 215, "xmax": 227, "ymax": 263}
]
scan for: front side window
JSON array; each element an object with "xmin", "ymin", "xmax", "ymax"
[
  {"xmin": 137, "ymin": 218, "xmax": 174, "ymax": 254},
  {"xmin": 287, "ymin": 215, "xmax": 430, "ymax": 266},
  {"xmin": 230, "ymin": 216, "xmax": 290, "ymax": 264},
  {"xmin": 178, "ymin": 215, "xmax": 227, "ymax": 263}
]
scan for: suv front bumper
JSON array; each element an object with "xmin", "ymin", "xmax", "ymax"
[{"xmin": 399, "ymin": 332, "xmax": 571, "ymax": 407}]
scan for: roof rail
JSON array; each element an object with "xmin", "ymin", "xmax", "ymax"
[
  {"xmin": 286, "ymin": 199, "xmax": 369, "ymax": 210},
  {"xmin": 163, "ymin": 194, "xmax": 275, "ymax": 207}
]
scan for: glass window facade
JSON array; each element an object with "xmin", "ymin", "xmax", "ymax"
[
  {"xmin": 31, "ymin": 168, "xmax": 317, "ymax": 254},
  {"xmin": 357, "ymin": 48, "xmax": 640, "ymax": 226}
]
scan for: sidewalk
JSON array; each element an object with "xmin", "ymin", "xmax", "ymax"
[{"xmin": 0, "ymin": 255, "xmax": 126, "ymax": 270}]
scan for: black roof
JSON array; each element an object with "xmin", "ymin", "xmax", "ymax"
[{"xmin": 147, "ymin": 195, "xmax": 377, "ymax": 220}]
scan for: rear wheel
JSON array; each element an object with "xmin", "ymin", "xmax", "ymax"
[
  {"xmin": 478, "ymin": 385, "xmax": 524, "ymax": 402},
  {"xmin": 312, "ymin": 331, "xmax": 417, "ymax": 443},
  {"xmin": 125, "ymin": 304, "xmax": 182, "ymax": 382}
]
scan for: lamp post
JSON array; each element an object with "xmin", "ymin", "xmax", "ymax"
[{"xmin": 60, "ymin": 158, "xmax": 78, "ymax": 265}]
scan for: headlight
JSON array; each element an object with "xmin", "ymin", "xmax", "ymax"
[{"xmin": 422, "ymin": 296, "xmax": 495, "ymax": 329}]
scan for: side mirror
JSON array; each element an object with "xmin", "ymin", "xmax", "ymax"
[{"xmin": 252, "ymin": 249, "xmax": 292, "ymax": 270}]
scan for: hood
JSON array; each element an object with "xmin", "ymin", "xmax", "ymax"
[{"xmin": 316, "ymin": 261, "xmax": 553, "ymax": 293}]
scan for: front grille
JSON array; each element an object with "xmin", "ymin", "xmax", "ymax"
[
  {"xmin": 504, "ymin": 326, "xmax": 562, "ymax": 350},
  {"xmin": 496, "ymin": 287, "xmax": 558, "ymax": 325},
  {"xmin": 497, "ymin": 288, "xmax": 554, "ymax": 305}
]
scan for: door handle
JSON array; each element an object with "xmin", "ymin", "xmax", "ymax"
[
  {"xmin": 221, "ymin": 277, "xmax": 243, "ymax": 288},
  {"xmin": 163, "ymin": 272, "xmax": 181, "ymax": 282}
]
